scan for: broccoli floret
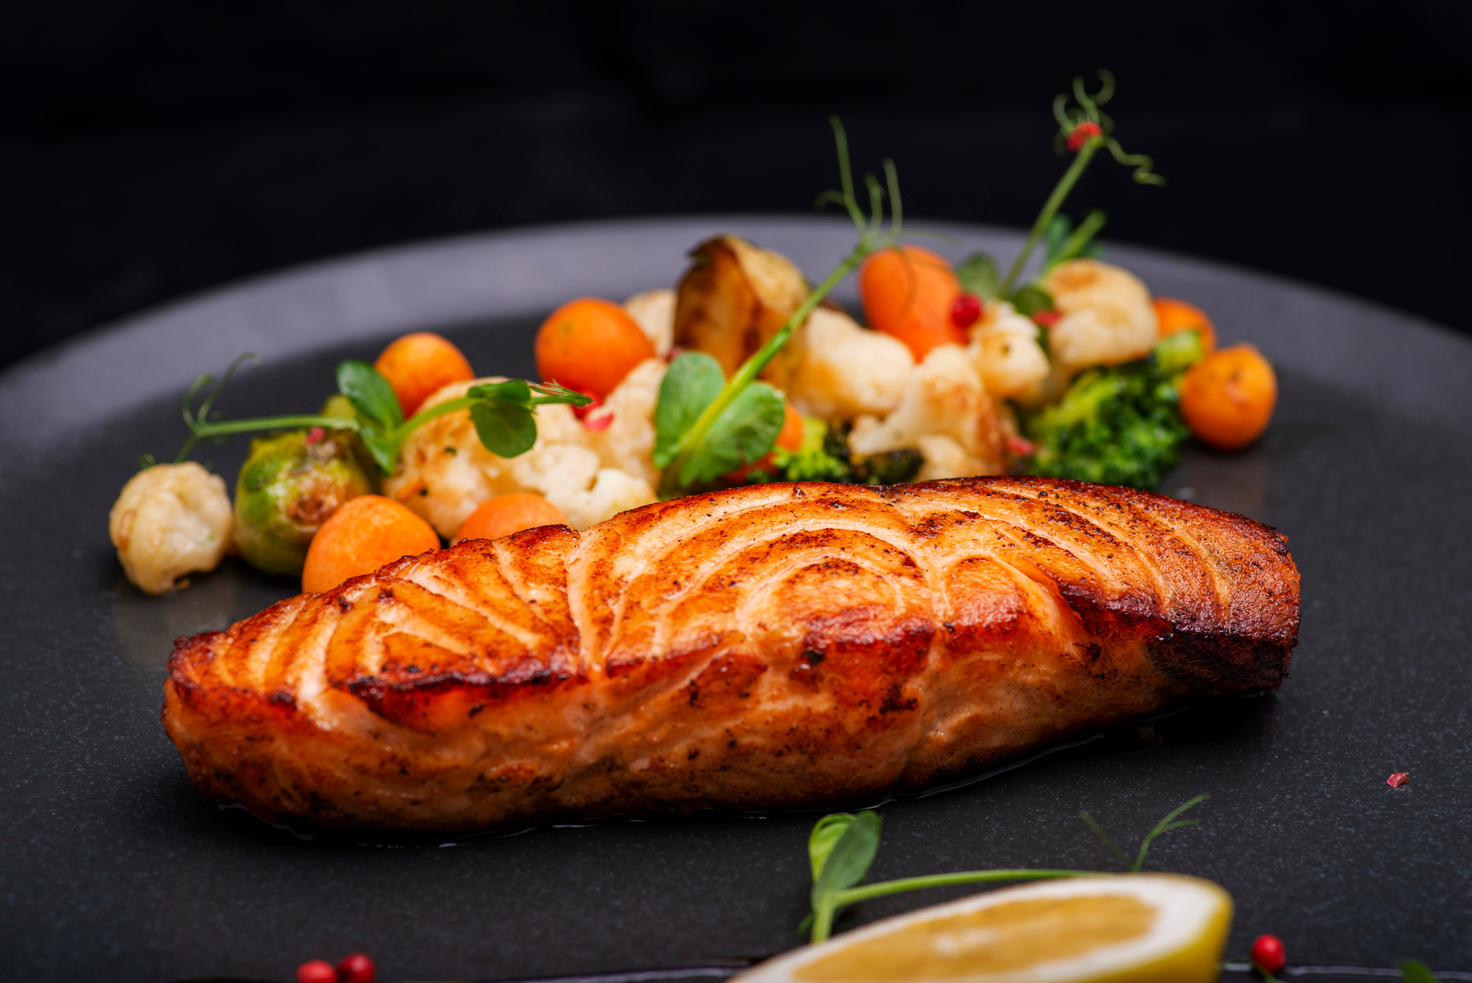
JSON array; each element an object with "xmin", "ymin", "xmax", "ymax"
[
  {"xmin": 758, "ymin": 417, "xmax": 925, "ymax": 486},
  {"xmin": 1020, "ymin": 330, "xmax": 1205, "ymax": 490},
  {"xmin": 768, "ymin": 417, "xmax": 854, "ymax": 483},
  {"xmin": 1152, "ymin": 329, "xmax": 1207, "ymax": 376},
  {"xmin": 851, "ymin": 448, "xmax": 925, "ymax": 485}
]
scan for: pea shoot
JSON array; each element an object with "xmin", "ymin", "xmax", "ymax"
[
  {"xmin": 177, "ymin": 353, "xmax": 590, "ymax": 472},
  {"xmin": 801, "ymin": 794, "xmax": 1209, "ymax": 943},
  {"xmin": 652, "ymin": 116, "xmax": 905, "ymax": 499}
]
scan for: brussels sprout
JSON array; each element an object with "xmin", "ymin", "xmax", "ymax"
[
  {"xmin": 320, "ymin": 393, "xmax": 357, "ymax": 422},
  {"xmin": 318, "ymin": 393, "xmax": 386, "ymax": 479},
  {"xmin": 233, "ymin": 429, "xmax": 374, "ymax": 575}
]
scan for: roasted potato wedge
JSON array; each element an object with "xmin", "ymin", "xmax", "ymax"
[{"xmin": 673, "ymin": 235, "xmax": 808, "ymax": 386}]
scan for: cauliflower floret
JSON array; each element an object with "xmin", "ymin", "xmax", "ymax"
[
  {"xmin": 848, "ymin": 344, "xmax": 1005, "ymax": 476},
  {"xmin": 567, "ymin": 468, "xmax": 658, "ymax": 530},
  {"xmin": 788, "ymin": 307, "xmax": 915, "ymax": 420},
  {"xmin": 914, "ymin": 434, "xmax": 982, "ymax": 482},
  {"xmin": 967, "ymin": 300, "xmax": 1050, "ymax": 399},
  {"xmin": 384, "ymin": 378, "xmax": 656, "ymax": 536},
  {"xmin": 586, "ymin": 357, "xmax": 665, "ymax": 485},
  {"xmin": 623, "ymin": 289, "xmax": 675, "ymax": 358},
  {"xmin": 1041, "ymin": 259, "xmax": 1158, "ymax": 371},
  {"xmin": 109, "ymin": 462, "xmax": 233, "ymax": 595}
]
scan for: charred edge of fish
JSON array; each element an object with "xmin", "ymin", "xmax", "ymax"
[{"xmin": 1147, "ymin": 629, "xmax": 1293, "ymax": 692}]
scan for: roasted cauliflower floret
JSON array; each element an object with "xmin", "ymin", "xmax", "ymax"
[
  {"xmin": 848, "ymin": 344, "xmax": 1005, "ymax": 477},
  {"xmin": 788, "ymin": 307, "xmax": 915, "ymax": 420},
  {"xmin": 586, "ymin": 357, "xmax": 666, "ymax": 486},
  {"xmin": 109, "ymin": 462, "xmax": 234, "ymax": 595},
  {"xmin": 385, "ymin": 378, "xmax": 656, "ymax": 536},
  {"xmin": 1041, "ymin": 259, "xmax": 1158, "ymax": 371},
  {"xmin": 967, "ymin": 300, "xmax": 1050, "ymax": 398},
  {"xmin": 623, "ymin": 289, "xmax": 675, "ymax": 358}
]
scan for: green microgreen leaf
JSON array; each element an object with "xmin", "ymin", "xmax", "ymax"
[
  {"xmin": 808, "ymin": 814, "xmax": 859, "ymax": 880},
  {"xmin": 336, "ymin": 360, "xmax": 403, "ymax": 430},
  {"xmin": 470, "ymin": 400, "xmax": 538, "ymax": 458},
  {"xmin": 678, "ymin": 381, "xmax": 784, "ymax": 486},
  {"xmin": 357, "ymin": 431, "xmax": 400, "ymax": 474},
  {"xmin": 1400, "ymin": 960, "xmax": 1441, "ymax": 983},
  {"xmin": 1043, "ymin": 214, "xmax": 1073, "ymax": 264},
  {"xmin": 810, "ymin": 811, "xmax": 882, "ymax": 910},
  {"xmin": 1068, "ymin": 209, "xmax": 1107, "ymax": 257},
  {"xmin": 1039, "ymin": 209, "xmax": 1106, "ymax": 273},
  {"xmin": 653, "ymin": 353, "xmax": 726, "ymax": 468},
  {"xmin": 468, "ymin": 378, "xmax": 533, "ymax": 407},
  {"xmin": 955, "ymin": 252, "xmax": 1000, "ymax": 299},
  {"xmin": 1011, "ymin": 285, "xmax": 1055, "ymax": 318}
]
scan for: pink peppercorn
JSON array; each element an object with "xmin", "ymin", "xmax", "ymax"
[
  {"xmin": 950, "ymin": 293, "xmax": 982, "ymax": 329},
  {"xmin": 1251, "ymin": 934, "xmax": 1287, "ymax": 975},
  {"xmin": 1067, "ymin": 121, "xmax": 1103, "ymax": 151},
  {"xmin": 337, "ymin": 952, "xmax": 376, "ymax": 983},
  {"xmin": 296, "ymin": 961, "xmax": 336, "ymax": 983}
]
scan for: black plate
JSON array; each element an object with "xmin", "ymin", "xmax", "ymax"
[{"xmin": 3, "ymin": 218, "xmax": 1470, "ymax": 982}]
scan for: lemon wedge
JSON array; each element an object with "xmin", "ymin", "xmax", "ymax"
[{"xmin": 738, "ymin": 874, "xmax": 1233, "ymax": 983}]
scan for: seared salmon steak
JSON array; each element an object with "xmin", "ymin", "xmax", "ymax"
[{"xmin": 164, "ymin": 477, "xmax": 1299, "ymax": 832}]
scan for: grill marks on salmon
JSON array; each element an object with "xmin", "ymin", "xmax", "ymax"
[{"xmin": 163, "ymin": 476, "xmax": 1299, "ymax": 831}]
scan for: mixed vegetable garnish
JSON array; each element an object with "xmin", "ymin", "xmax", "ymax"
[{"xmin": 109, "ymin": 71, "xmax": 1279, "ymax": 597}]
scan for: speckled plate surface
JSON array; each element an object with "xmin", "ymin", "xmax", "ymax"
[{"xmin": 2, "ymin": 217, "xmax": 1470, "ymax": 982}]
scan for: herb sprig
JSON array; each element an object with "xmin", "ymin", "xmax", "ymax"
[
  {"xmin": 652, "ymin": 117, "xmax": 904, "ymax": 499},
  {"xmin": 993, "ymin": 70, "xmax": 1163, "ymax": 299},
  {"xmin": 1080, "ymin": 792, "xmax": 1209, "ymax": 871},
  {"xmin": 176, "ymin": 353, "xmax": 590, "ymax": 472},
  {"xmin": 801, "ymin": 794, "xmax": 1208, "ymax": 943}
]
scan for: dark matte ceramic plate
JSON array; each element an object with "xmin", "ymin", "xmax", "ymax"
[{"xmin": 2, "ymin": 218, "xmax": 1470, "ymax": 983}]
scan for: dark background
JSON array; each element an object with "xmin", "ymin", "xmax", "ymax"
[{"xmin": 3, "ymin": 0, "xmax": 1469, "ymax": 372}]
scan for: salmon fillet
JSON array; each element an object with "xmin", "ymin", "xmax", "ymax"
[{"xmin": 163, "ymin": 477, "xmax": 1299, "ymax": 832}]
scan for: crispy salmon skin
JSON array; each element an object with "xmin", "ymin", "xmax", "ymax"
[{"xmin": 163, "ymin": 476, "xmax": 1299, "ymax": 832}]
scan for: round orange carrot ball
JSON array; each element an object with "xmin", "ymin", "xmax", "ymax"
[
  {"xmin": 858, "ymin": 245, "xmax": 968, "ymax": 361},
  {"xmin": 1153, "ymin": 297, "xmax": 1218, "ymax": 351},
  {"xmin": 776, "ymin": 401, "xmax": 805, "ymax": 452},
  {"xmin": 535, "ymin": 298, "xmax": 656, "ymax": 399},
  {"xmin": 373, "ymin": 332, "xmax": 476, "ymax": 417},
  {"xmin": 452, "ymin": 493, "xmax": 568, "ymax": 545},
  {"xmin": 301, "ymin": 495, "xmax": 441, "ymax": 593},
  {"xmin": 1179, "ymin": 344, "xmax": 1278, "ymax": 450}
]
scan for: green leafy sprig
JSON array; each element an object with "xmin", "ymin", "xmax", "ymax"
[
  {"xmin": 1079, "ymin": 793, "xmax": 1209, "ymax": 871},
  {"xmin": 652, "ymin": 117, "xmax": 904, "ymax": 499},
  {"xmin": 176, "ymin": 353, "xmax": 590, "ymax": 473},
  {"xmin": 1399, "ymin": 961, "xmax": 1443, "ymax": 983},
  {"xmin": 992, "ymin": 69, "xmax": 1163, "ymax": 300},
  {"xmin": 799, "ymin": 794, "xmax": 1208, "ymax": 943}
]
